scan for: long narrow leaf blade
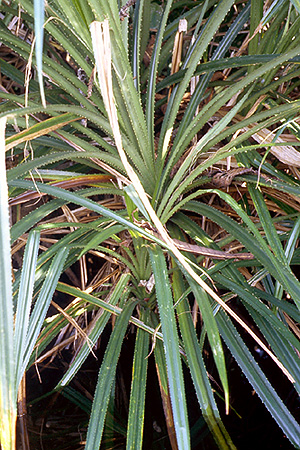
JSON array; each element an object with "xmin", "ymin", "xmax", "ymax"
[
  {"xmin": 188, "ymin": 278, "xmax": 230, "ymax": 415},
  {"xmin": 217, "ymin": 310, "xmax": 300, "ymax": 448},
  {"xmin": 153, "ymin": 334, "xmax": 179, "ymax": 450},
  {"xmin": 126, "ymin": 309, "xmax": 149, "ymax": 450},
  {"xmin": 172, "ymin": 267, "xmax": 236, "ymax": 449},
  {"xmin": 85, "ymin": 300, "xmax": 137, "ymax": 450},
  {"xmin": 149, "ymin": 245, "xmax": 190, "ymax": 450},
  {"xmin": 0, "ymin": 117, "xmax": 16, "ymax": 450},
  {"xmin": 19, "ymin": 247, "xmax": 69, "ymax": 385},
  {"xmin": 14, "ymin": 230, "xmax": 40, "ymax": 388},
  {"xmin": 34, "ymin": 0, "xmax": 46, "ymax": 106},
  {"xmin": 248, "ymin": 185, "xmax": 286, "ymax": 263}
]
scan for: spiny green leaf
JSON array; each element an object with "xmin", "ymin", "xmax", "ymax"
[
  {"xmin": 217, "ymin": 310, "xmax": 300, "ymax": 449},
  {"xmin": 0, "ymin": 117, "xmax": 16, "ymax": 450},
  {"xmin": 14, "ymin": 230, "xmax": 40, "ymax": 386},
  {"xmin": 84, "ymin": 300, "xmax": 137, "ymax": 450},
  {"xmin": 149, "ymin": 244, "xmax": 190, "ymax": 450},
  {"xmin": 34, "ymin": 0, "xmax": 46, "ymax": 106},
  {"xmin": 172, "ymin": 266, "xmax": 236, "ymax": 450},
  {"xmin": 126, "ymin": 308, "xmax": 149, "ymax": 450},
  {"xmin": 19, "ymin": 247, "xmax": 69, "ymax": 385}
]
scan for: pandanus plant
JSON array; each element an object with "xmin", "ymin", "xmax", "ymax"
[{"xmin": 1, "ymin": 0, "xmax": 300, "ymax": 448}]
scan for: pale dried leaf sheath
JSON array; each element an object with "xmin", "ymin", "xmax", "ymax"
[
  {"xmin": 171, "ymin": 19, "xmax": 187, "ymax": 75},
  {"xmin": 172, "ymin": 238, "xmax": 253, "ymax": 260},
  {"xmin": 169, "ymin": 18, "xmax": 187, "ymax": 99},
  {"xmin": 249, "ymin": 127, "xmax": 300, "ymax": 167},
  {"xmin": 90, "ymin": 20, "xmax": 294, "ymax": 385}
]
